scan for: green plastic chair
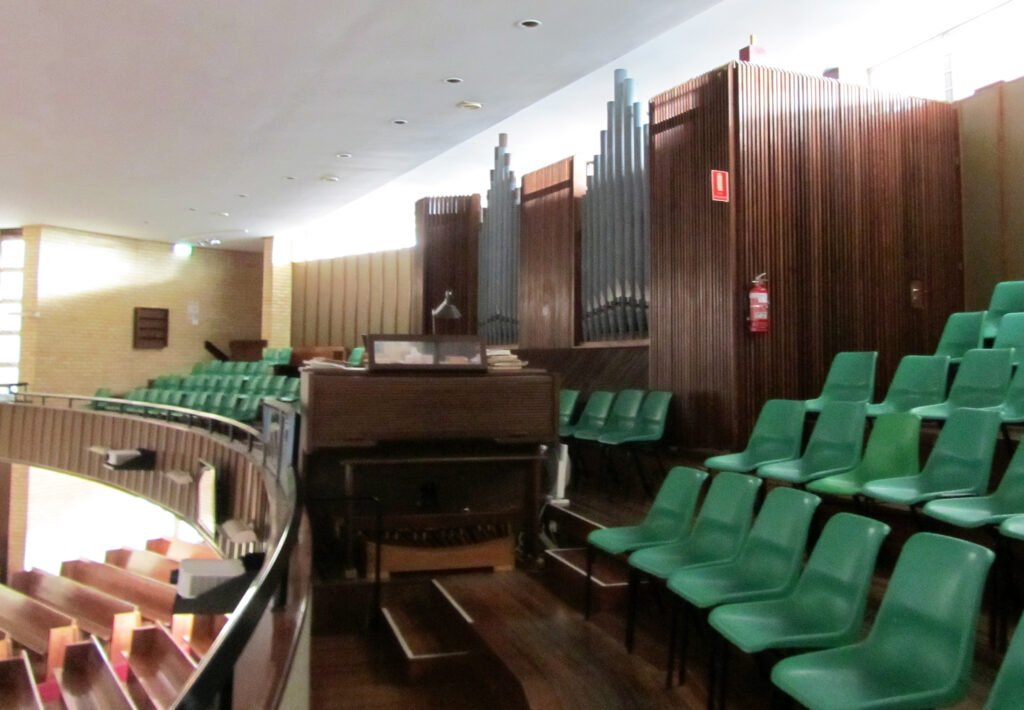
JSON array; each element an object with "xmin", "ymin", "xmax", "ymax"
[
  {"xmin": 984, "ymin": 611, "xmax": 1024, "ymax": 710},
  {"xmin": 934, "ymin": 311, "xmax": 984, "ymax": 364},
  {"xmin": 280, "ymin": 377, "xmax": 300, "ymax": 401},
  {"xmin": 993, "ymin": 312, "xmax": 1024, "ymax": 368},
  {"xmin": 573, "ymin": 389, "xmax": 645, "ymax": 442},
  {"xmin": 232, "ymin": 394, "xmax": 263, "ymax": 422},
  {"xmin": 1000, "ymin": 514, "xmax": 1024, "ymax": 541},
  {"xmin": 862, "ymin": 407, "xmax": 1002, "ymax": 506},
  {"xmin": 770, "ymin": 533, "xmax": 995, "ymax": 710},
  {"xmin": 190, "ymin": 361, "xmax": 207, "ymax": 375},
  {"xmin": 558, "ymin": 389, "xmax": 581, "ymax": 437},
  {"xmin": 206, "ymin": 360, "xmax": 227, "ymax": 374},
  {"xmin": 665, "ymin": 488, "xmax": 821, "ymax": 685},
  {"xmin": 560, "ymin": 390, "xmax": 614, "ymax": 438},
  {"xmin": 757, "ymin": 401, "xmax": 866, "ymax": 485},
  {"xmin": 598, "ymin": 390, "xmax": 672, "ymax": 446},
  {"xmin": 982, "ymin": 280, "xmax": 1024, "ymax": 340},
  {"xmin": 707, "ymin": 513, "xmax": 890, "ymax": 709},
  {"xmin": 704, "ymin": 399, "xmax": 806, "ymax": 473},
  {"xmin": 804, "ymin": 351, "xmax": 877, "ymax": 413},
  {"xmin": 626, "ymin": 472, "xmax": 762, "ymax": 650},
  {"xmin": 585, "ymin": 466, "xmax": 708, "ymax": 619},
  {"xmin": 923, "ymin": 438, "xmax": 1024, "ymax": 527},
  {"xmin": 90, "ymin": 387, "xmax": 114, "ymax": 411},
  {"xmin": 347, "ymin": 346, "xmax": 366, "ymax": 366},
  {"xmin": 984, "ymin": 363, "xmax": 1024, "ymax": 424},
  {"xmin": 807, "ymin": 412, "xmax": 920, "ymax": 498},
  {"xmin": 911, "ymin": 347, "xmax": 1014, "ymax": 420},
  {"xmin": 866, "ymin": 355, "xmax": 950, "ymax": 416}
]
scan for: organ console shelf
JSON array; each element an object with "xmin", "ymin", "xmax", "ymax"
[{"xmin": 300, "ymin": 366, "xmax": 559, "ymax": 580}]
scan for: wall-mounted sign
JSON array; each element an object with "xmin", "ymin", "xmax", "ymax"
[{"xmin": 711, "ymin": 170, "xmax": 730, "ymax": 202}]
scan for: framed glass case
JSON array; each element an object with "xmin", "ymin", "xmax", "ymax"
[{"xmin": 365, "ymin": 334, "xmax": 486, "ymax": 372}]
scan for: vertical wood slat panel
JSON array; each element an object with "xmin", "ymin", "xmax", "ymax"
[
  {"xmin": 289, "ymin": 248, "xmax": 417, "ymax": 348},
  {"xmin": 650, "ymin": 62, "xmax": 962, "ymax": 450},
  {"xmin": 414, "ymin": 195, "xmax": 480, "ymax": 335},
  {"xmin": 519, "ymin": 157, "xmax": 583, "ymax": 348}
]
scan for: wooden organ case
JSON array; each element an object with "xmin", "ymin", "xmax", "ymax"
[{"xmin": 299, "ymin": 367, "xmax": 559, "ymax": 580}]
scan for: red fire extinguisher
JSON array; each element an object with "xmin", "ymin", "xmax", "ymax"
[{"xmin": 749, "ymin": 273, "xmax": 769, "ymax": 333}]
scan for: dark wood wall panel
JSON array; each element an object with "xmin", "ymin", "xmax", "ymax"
[
  {"xmin": 649, "ymin": 66, "xmax": 739, "ymax": 447},
  {"xmin": 650, "ymin": 62, "xmax": 962, "ymax": 450},
  {"xmin": 519, "ymin": 158, "xmax": 584, "ymax": 348},
  {"xmin": 515, "ymin": 346, "xmax": 648, "ymax": 394},
  {"xmin": 415, "ymin": 195, "xmax": 480, "ymax": 335}
]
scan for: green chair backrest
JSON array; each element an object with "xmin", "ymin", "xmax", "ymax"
[
  {"xmin": 640, "ymin": 466, "xmax": 709, "ymax": 539},
  {"xmin": 985, "ymin": 440, "xmax": 1024, "ymax": 514},
  {"xmin": 604, "ymin": 389, "xmax": 645, "ymax": 430},
  {"xmin": 866, "ymin": 533, "xmax": 994, "ymax": 702},
  {"xmin": 248, "ymin": 375, "xmax": 271, "ymax": 395},
  {"xmin": 681, "ymin": 472, "xmax": 763, "ymax": 563},
  {"xmin": 801, "ymin": 401, "xmax": 867, "ymax": 472},
  {"xmin": 575, "ymin": 391, "xmax": 615, "ymax": 431},
  {"xmin": 206, "ymin": 360, "xmax": 227, "ymax": 374},
  {"xmin": 808, "ymin": 351, "xmax": 877, "ymax": 409},
  {"xmin": 179, "ymin": 391, "xmax": 201, "ymax": 410},
  {"xmin": 919, "ymin": 407, "xmax": 1002, "ymax": 496},
  {"xmin": 559, "ymin": 389, "xmax": 580, "ymax": 427},
  {"xmin": 947, "ymin": 348, "xmax": 1014, "ymax": 409},
  {"xmin": 816, "ymin": 412, "xmax": 919, "ymax": 492},
  {"xmin": 348, "ymin": 346, "xmax": 366, "ymax": 366},
  {"xmin": 935, "ymin": 311, "xmax": 984, "ymax": 362},
  {"xmin": 993, "ymin": 313, "xmax": 1024, "ymax": 368},
  {"xmin": 731, "ymin": 487, "xmax": 821, "ymax": 589},
  {"xmin": 985, "ymin": 610, "xmax": 1024, "ymax": 709},
  {"xmin": 283, "ymin": 377, "xmax": 300, "ymax": 397},
  {"xmin": 268, "ymin": 375, "xmax": 289, "ymax": 395},
  {"xmin": 872, "ymin": 355, "xmax": 950, "ymax": 413},
  {"xmin": 205, "ymin": 392, "xmax": 226, "ymax": 414},
  {"xmin": 983, "ymin": 280, "xmax": 1024, "ymax": 339},
  {"xmin": 999, "ymin": 365, "xmax": 1024, "ymax": 422},
  {"xmin": 785, "ymin": 513, "xmax": 890, "ymax": 642},
  {"xmin": 636, "ymin": 390, "xmax": 672, "ymax": 434},
  {"xmin": 735, "ymin": 399, "xmax": 806, "ymax": 465}
]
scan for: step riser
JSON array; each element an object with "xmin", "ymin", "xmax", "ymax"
[{"xmin": 543, "ymin": 548, "xmax": 629, "ymax": 613}]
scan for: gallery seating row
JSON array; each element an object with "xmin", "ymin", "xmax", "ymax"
[
  {"xmin": 189, "ymin": 358, "xmax": 276, "ymax": 375},
  {"xmin": 153, "ymin": 373, "xmax": 298, "ymax": 397},
  {"xmin": 586, "ymin": 467, "xmax": 1022, "ymax": 709}
]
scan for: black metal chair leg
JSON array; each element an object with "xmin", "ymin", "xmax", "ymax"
[
  {"xmin": 707, "ymin": 632, "xmax": 719, "ymax": 710},
  {"xmin": 626, "ymin": 567, "xmax": 639, "ymax": 652},
  {"xmin": 666, "ymin": 595, "xmax": 678, "ymax": 689},
  {"xmin": 717, "ymin": 637, "xmax": 729, "ymax": 710},
  {"xmin": 584, "ymin": 544, "xmax": 595, "ymax": 619},
  {"xmin": 678, "ymin": 601, "xmax": 691, "ymax": 686}
]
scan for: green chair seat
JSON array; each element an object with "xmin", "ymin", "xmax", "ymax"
[
  {"xmin": 710, "ymin": 513, "xmax": 889, "ymax": 653},
  {"xmin": 934, "ymin": 311, "xmax": 984, "ymax": 364},
  {"xmin": 982, "ymin": 280, "xmax": 1024, "ymax": 340},
  {"xmin": 347, "ymin": 346, "xmax": 365, "ymax": 367},
  {"xmin": 1000, "ymin": 514, "xmax": 1024, "ymax": 541},
  {"xmin": 561, "ymin": 390, "xmax": 615, "ymax": 438},
  {"xmin": 704, "ymin": 399, "xmax": 806, "ymax": 473},
  {"xmin": 758, "ymin": 401, "xmax": 866, "ymax": 485},
  {"xmin": 992, "ymin": 312, "xmax": 1024, "ymax": 368},
  {"xmin": 865, "ymin": 355, "xmax": 950, "ymax": 416},
  {"xmin": 804, "ymin": 351, "xmax": 877, "ymax": 413},
  {"xmin": 863, "ymin": 407, "xmax": 1002, "ymax": 506},
  {"xmin": 808, "ymin": 412, "xmax": 920, "ymax": 498},
  {"xmin": 771, "ymin": 533, "xmax": 995, "ymax": 710},
  {"xmin": 983, "ymin": 363, "xmax": 1024, "ymax": 424},
  {"xmin": 924, "ymin": 440, "xmax": 1024, "ymax": 527},
  {"xmin": 911, "ymin": 348, "xmax": 1014, "ymax": 420},
  {"xmin": 984, "ymin": 610, "xmax": 1024, "ymax": 710},
  {"xmin": 574, "ymin": 389, "xmax": 644, "ymax": 442},
  {"xmin": 598, "ymin": 390, "xmax": 672, "ymax": 445},
  {"xmin": 666, "ymin": 487, "xmax": 821, "ymax": 609},
  {"xmin": 558, "ymin": 389, "xmax": 580, "ymax": 437}
]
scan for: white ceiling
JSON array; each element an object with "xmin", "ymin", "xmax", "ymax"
[{"xmin": 0, "ymin": 0, "xmax": 719, "ymax": 251}]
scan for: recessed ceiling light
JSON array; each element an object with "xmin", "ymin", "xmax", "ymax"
[
  {"xmin": 283, "ymin": 176, "xmax": 297, "ymax": 181},
  {"xmin": 456, "ymin": 100, "xmax": 483, "ymax": 110},
  {"xmin": 236, "ymin": 193, "xmax": 248, "ymax": 198},
  {"xmin": 335, "ymin": 152, "xmax": 353, "ymax": 159},
  {"xmin": 444, "ymin": 77, "xmax": 464, "ymax": 84},
  {"xmin": 211, "ymin": 211, "xmax": 229, "ymax": 217},
  {"xmin": 187, "ymin": 207, "xmax": 197, "ymax": 212},
  {"xmin": 320, "ymin": 175, "xmax": 340, "ymax": 182},
  {"xmin": 392, "ymin": 118, "xmax": 408, "ymax": 125},
  {"xmin": 209, "ymin": 239, "xmax": 222, "ymax": 246},
  {"xmin": 517, "ymin": 18, "xmax": 542, "ymax": 29}
]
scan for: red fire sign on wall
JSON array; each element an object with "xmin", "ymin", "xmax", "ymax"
[{"xmin": 711, "ymin": 170, "xmax": 729, "ymax": 202}]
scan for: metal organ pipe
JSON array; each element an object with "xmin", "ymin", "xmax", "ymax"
[
  {"xmin": 478, "ymin": 133, "xmax": 520, "ymax": 344},
  {"xmin": 582, "ymin": 68, "xmax": 650, "ymax": 341}
]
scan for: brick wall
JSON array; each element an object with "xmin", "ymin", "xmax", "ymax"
[
  {"xmin": 261, "ymin": 237, "xmax": 292, "ymax": 348},
  {"xmin": 19, "ymin": 225, "xmax": 262, "ymax": 396}
]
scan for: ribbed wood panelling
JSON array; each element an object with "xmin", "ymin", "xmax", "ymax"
[
  {"xmin": 414, "ymin": 195, "xmax": 480, "ymax": 335},
  {"xmin": 0, "ymin": 404, "xmax": 268, "ymax": 557},
  {"xmin": 291, "ymin": 248, "xmax": 419, "ymax": 348},
  {"xmin": 519, "ymin": 157, "xmax": 584, "ymax": 348},
  {"xmin": 649, "ymin": 66, "xmax": 738, "ymax": 447},
  {"xmin": 515, "ymin": 346, "xmax": 648, "ymax": 394},
  {"xmin": 650, "ymin": 62, "xmax": 962, "ymax": 450}
]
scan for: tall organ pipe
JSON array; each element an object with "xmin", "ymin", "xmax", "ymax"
[
  {"xmin": 478, "ymin": 134, "xmax": 520, "ymax": 344},
  {"xmin": 582, "ymin": 69, "xmax": 650, "ymax": 341}
]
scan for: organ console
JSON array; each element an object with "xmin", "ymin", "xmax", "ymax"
[{"xmin": 299, "ymin": 364, "xmax": 559, "ymax": 580}]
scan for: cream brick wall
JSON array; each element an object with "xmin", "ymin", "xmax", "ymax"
[
  {"xmin": 20, "ymin": 225, "xmax": 262, "ymax": 396},
  {"xmin": 261, "ymin": 237, "xmax": 292, "ymax": 347}
]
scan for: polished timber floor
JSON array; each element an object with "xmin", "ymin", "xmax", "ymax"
[{"xmin": 310, "ymin": 479, "xmax": 1002, "ymax": 710}]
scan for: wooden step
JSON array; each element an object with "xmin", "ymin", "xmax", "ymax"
[
  {"xmin": 541, "ymin": 504, "xmax": 605, "ymax": 548},
  {"xmin": 542, "ymin": 547, "xmax": 630, "ymax": 613},
  {"xmin": 380, "ymin": 579, "xmax": 475, "ymax": 682}
]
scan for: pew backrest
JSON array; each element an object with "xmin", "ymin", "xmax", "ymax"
[
  {"xmin": 104, "ymin": 548, "xmax": 179, "ymax": 583},
  {"xmin": 60, "ymin": 560, "xmax": 177, "ymax": 626}
]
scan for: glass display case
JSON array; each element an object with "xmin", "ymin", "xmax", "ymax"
[{"xmin": 365, "ymin": 334, "xmax": 486, "ymax": 372}]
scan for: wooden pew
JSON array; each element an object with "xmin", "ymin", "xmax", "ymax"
[
  {"xmin": 0, "ymin": 651, "xmax": 44, "ymax": 710},
  {"xmin": 125, "ymin": 626, "xmax": 196, "ymax": 710},
  {"xmin": 9, "ymin": 569, "xmax": 140, "ymax": 664},
  {"xmin": 185, "ymin": 613, "xmax": 228, "ymax": 660},
  {"xmin": 105, "ymin": 549, "xmax": 179, "ymax": 584},
  {"xmin": 145, "ymin": 537, "xmax": 219, "ymax": 561},
  {"xmin": 0, "ymin": 630, "xmax": 11, "ymax": 660},
  {"xmin": 0, "ymin": 584, "xmax": 80, "ymax": 679},
  {"xmin": 54, "ymin": 638, "xmax": 135, "ymax": 710}
]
